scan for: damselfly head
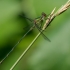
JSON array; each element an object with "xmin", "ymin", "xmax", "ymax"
[{"xmin": 42, "ymin": 12, "xmax": 47, "ymax": 17}]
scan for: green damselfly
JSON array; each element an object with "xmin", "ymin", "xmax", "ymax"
[{"xmin": 0, "ymin": 12, "xmax": 50, "ymax": 64}]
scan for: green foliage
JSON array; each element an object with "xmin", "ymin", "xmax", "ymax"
[{"xmin": 0, "ymin": 0, "xmax": 70, "ymax": 70}]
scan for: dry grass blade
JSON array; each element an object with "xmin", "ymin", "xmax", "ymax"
[{"xmin": 55, "ymin": 0, "xmax": 70, "ymax": 16}]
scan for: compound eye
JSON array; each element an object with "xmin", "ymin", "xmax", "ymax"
[{"xmin": 42, "ymin": 12, "xmax": 47, "ymax": 17}]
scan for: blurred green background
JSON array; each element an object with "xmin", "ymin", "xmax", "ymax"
[{"xmin": 0, "ymin": 0, "xmax": 70, "ymax": 70}]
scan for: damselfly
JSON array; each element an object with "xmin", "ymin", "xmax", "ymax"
[
  {"xmin": 0, "ymin": 12, "xmax": 50, "ymax": 64},
  {"xmin": 21, "ymin": 12, "xmax": 50, "ymax": 41}
]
